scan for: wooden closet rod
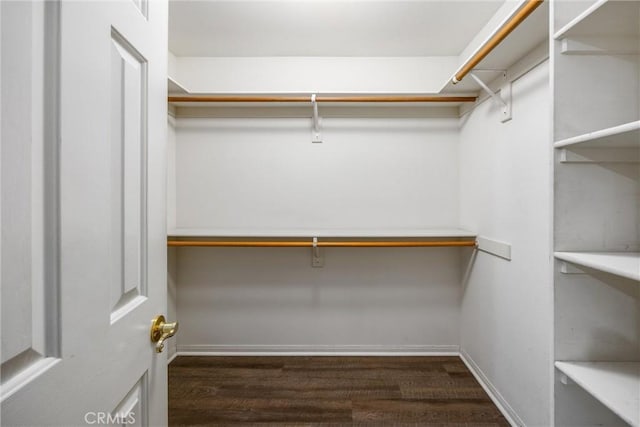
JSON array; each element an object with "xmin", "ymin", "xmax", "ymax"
[
  {"xmin": 167, "ymin": 240, "xmax": 477, "ymax": 248},
  {"xmin": 168, "ymin": 95, "xmax": 477, "ymax": 103},
  {"xmin": 452, "ymin": 0, "xmax": 544, "ymax": 84}
]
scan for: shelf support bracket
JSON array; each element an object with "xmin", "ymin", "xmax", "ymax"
[
  {"xmin": 560, "ymin": 261, "xmax": 585, "ymax": 275},
  {"xmin": 470, "ymin": 72, "xmax": 512, "ymax": 123},
  {"xmin": 560, "ymin": 148, "xmax": 640, "ymax": 164},
  {"xmin": 559, "ymin": 373, "xmax": 574, "ymax": 386},
  {"xmin": 475, "ymin": 236, "xmax": 512, "ymax": 261},
  {"xmin": 311, "ymin": 237, "xmax": 324, "ymax": 267},
  {"xmin": 311, "ymin": 94, "xmax": 322, "ymax": 143}
]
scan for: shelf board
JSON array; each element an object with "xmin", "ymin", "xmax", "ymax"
[
  {"xmin": 554, "ymin": 0, "xmax": 640, "ymax": 40},
  {"xmin": 554, "ymin": 252, "xmax": 640, "ymax": 281},
  {"xmin": 555, "ymin": 361, "xmax": 640, "ymax": 426},
  {"xmin": 168, "ymin": 228, "xmax": 477, "ymax": 239},
  {"xmin": 554, "ymin": 121, "xmax": 640, "ymax": 149},
  {"xmin": 168, "ymin": 77, "xmax": 188, "ymax": 95},
  {"xmin": 167, "ymin": 95, "xmax": 477, "ymax": 109}
]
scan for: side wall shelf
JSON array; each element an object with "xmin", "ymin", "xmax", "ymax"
[
  {"xmin": 554, "ymin": 0, "xmax": 640, "ymax": 41},
  {"xmin": 554, "ymin": 121, "xmax": 640, "ymax": 149},
  {"xmin": 555, "ymin": 252, "xmax": 640, "ymax": 282},
  {"xmin": 555, "ymin": 361, "xmax": 640, "ymax": 427}
]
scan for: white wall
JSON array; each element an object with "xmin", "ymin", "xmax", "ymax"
[
  {"xmin": 176, "ymin": 246, "xmax": 462, "ymax": 353},
  {"xmin": 171, "ymin": 114, "xmax": 464, "ymax": 353},
  {"xmin": 167, "ymin": 116, "xmax": 176, "ymax": 232},
  {"xmin": 167, "ymin": 247, "xmax": 178, "ymax": 359},
  {"xmin": 553, "ymin": 0, "xmax": 598, "ymax": 33},
  {"xmin": 458, "ymin": 61, "xmax": 552, "ymax": 425},
  {"xmin": 167, "ymin": 50, "xmax": 178, "ymax": 83},
  {"xmin": 174, "ymin": 117, "xmax": 460, "ymax": 231},
  {"xmin": 171, "ymin": 56, "xmax": 458, "ymax": 94},
  {"xmin": 166, "ymin": 117, "xmax": 178, "ymax": 359}
]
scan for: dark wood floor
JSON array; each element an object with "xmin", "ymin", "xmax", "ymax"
[{"xmin": 169, "ymin": 356, "xmax": 510, "ymax": 426}]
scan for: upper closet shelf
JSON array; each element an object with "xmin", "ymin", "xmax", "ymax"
[
  {"xmin": 169, "ymin": 228, "xmax": 476, "ymax": 239},
  {"xmin": 167, "ymin": 228, "xmax": 477, "ymax": 248},
  {"xmin": 554, "ymin": 121, "xmax": 640, "ymax": 149},
  {"xmin": 555, "ymin": 361, "xmax": 640, "ymax": 427},
  {"xmin": 555, "ymin": 252, "xmax": 640, "ymax": 282},
  {"xmin": 167, "ymin": 94, "xmax": 478, "ymax": 108},
  {"xmin": 440, "ymin": 0, "xmax": 547, "ymax": 94},
  {"xmin": 449, "ymin": 0, "xmax": 544, "ymax": 85},
  {"xmin": 554, "ymin": 0, "xmax": 640, "ymax": 40},
  {"xmin": 168, "ymin": 77, "xmax": 188, "ymax": 94}
]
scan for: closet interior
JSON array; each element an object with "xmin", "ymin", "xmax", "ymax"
[{"xmin": 165, "ymin": 0, "xmax": 639, "ymax": 425}]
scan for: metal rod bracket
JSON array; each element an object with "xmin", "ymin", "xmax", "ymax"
[
  {"xmin": 559, "ymin": 373, "xmax": 574, "ymax": 386},
  {"xmin": 470, "ymin": 72, "xmax": 512, "ymax": 123},
  {"xmin": 311, "ymin": 237, "xmax": 324, "ymax": 267},
  {"xmin": 560, "ymin": 261, "xmax": 585, "ymax": 275},
  {"xmin": 311, "ymin": 94, "xmax": 322, "ymax": 143}
]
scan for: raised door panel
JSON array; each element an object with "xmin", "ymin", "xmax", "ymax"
[
  {"xmin": 0, "ymin": 0, "xmax": 58, "ymax": 395},
  {"xmin": 109, "ymin": 29, "xmax": 148, "ymax": 324},
  {"xmin": 111, "ymin": 373, "xmax": 148, "ymax": 426}
]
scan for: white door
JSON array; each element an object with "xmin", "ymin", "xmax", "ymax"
[{"xmin": 1, "ymin": 0, "xmax": 169, "ymax": 425}]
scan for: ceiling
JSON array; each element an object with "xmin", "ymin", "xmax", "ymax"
[{"xmin": 169, "ymin": 0, "xmax": 506, "ymax": 57}]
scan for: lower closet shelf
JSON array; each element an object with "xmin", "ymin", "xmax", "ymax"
[
  {"xmin": 555, "ymin": 252, "xmax": 640, "ymax": 282},
  {"xmin": 555, "ymin": 361, "xmax": 640, "ymax": 427}
]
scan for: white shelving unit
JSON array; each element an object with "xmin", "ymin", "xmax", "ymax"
[
  {"xmin": 555, "ymin": 252, "xmax": 640, "ymax": 282},
  {"xmin": 553, "ymin": 0, "xmax": 640, "ymax": 425},
  {"xmin": 555, "ymin": 362, "xmax": 640, "ymax": 427}
]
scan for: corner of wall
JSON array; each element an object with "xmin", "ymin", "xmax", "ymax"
[
  {"xmin": 460, "ymin": 350, "xmax": 525, "ymax": 426},
  {"xmin": 458, "ymin": 54, "xmax": 553, "ymax": 426},
  {"xmin": 168, "ymin": 50, "xmax": 178, "ymax": 81}
]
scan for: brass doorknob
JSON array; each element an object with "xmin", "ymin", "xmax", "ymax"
[{"xmin": 150, "ymin": 315, "xmax": 178, "ymax": 353}]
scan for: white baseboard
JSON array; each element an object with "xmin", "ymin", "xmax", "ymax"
[
  {"xmin": 175, "ymin": 344, "xmax": 459, "ymax": 356},
  {"xmin": 167, "ymin": 351, "xmax": 179, "ymax": 365},
  {"xmin": 460, "ymin": 349, "xmax": 523, "ymax": 427}
]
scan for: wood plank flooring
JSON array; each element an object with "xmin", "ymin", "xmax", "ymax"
[{"xmin": 169, "ymin": 356, "xmax": 510, "ymax": 426}]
